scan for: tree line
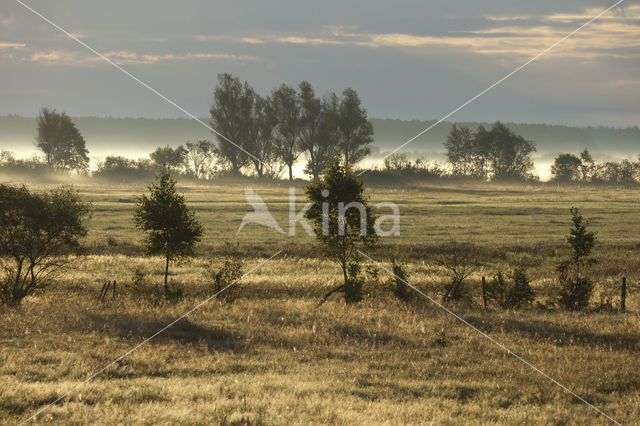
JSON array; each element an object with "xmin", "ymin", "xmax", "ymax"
[
  {"xmin": 550, "ymin": 149, "xmax": 640, "ymax": 185},
  {"xmin": 4, "ymin": 75, "xmax": 373, "ymax": 181}
]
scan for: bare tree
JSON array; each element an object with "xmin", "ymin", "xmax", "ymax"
[{"xmin": 434, "ymin": 240, "xmax": 480, "ymax": 301}]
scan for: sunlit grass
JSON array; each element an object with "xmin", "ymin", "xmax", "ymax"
[{"xmin": 2, "ymin": 181, "xmax": 640, "ymax": 424}]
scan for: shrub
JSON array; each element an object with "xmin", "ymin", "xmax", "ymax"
[
  {"xmin": 486, "ymin": 268, "xmax": 535, "ymax": 309},
  {"xmin": 0, "ymin": 184, "xmax": 90, "ymax": 305},
  {"xmin": 435, "ymin": 240, "xmax": 480, "ymax": 301},
  {"xmin": 557, "ymin": 207, "xmax": 596, "ymax": 310},
  {"xmin": 486, "ymin": 270, "xmax": 508, "ymax": 308},
  {"xmin": 558, "ymin": 278, "xmax": 594, "ymax": 310},
  {"xmin": 391, "ymin": 260, "xmax": 411, "ymax": 301},
  {"xmin": 208, "ymin": 258, "xmax": 244, "ymax": 302},
  {"xmin": 509, "ymin": 267, "xmax": 535, "ymax": 308}
]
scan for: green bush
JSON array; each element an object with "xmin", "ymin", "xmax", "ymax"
[
  {"xmin": 558, "ymin": 278, "xmax": 594, "ymax": 310},
  {"xmin": 486, "ymin": 268, "xmax": 535, "ymax": 309}
]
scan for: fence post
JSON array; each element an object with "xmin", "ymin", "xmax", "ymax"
[
  {"xmin": 481, "ymin": 276, "xmax": 487, "ymax": 309},
  {"xmin": 112, "ymin": 280, "xmax": 117, "ymax": 299},
  {"xmin": 99, "ymin": 280, "xmax": 111, "ymax": 303},
  {"xmin": 621, "ymin": 277, "xmax": 626, "ymax": 312}
]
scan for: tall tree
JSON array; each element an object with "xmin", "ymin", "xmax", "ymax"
[
  {"xmin": 271, "ymin": 84, "xmax": 301, "ymax": 180},
  {"xmin": 134, "ymin": 169, "xmax": 203, "ymax": 297},
  {"xmin": 246, "ymin": 95, "xmax": 278, "ymax": 178},
  {"xmin": 337, "ymin": 88, "xmax": 374, "ymax": 166},
  {"xmin": 487, "ymin": 122, "xmax": 536, "ymax": 180},
  {"xmin": 36, "ymin": 107, "xmax": 89, "ymax": 172},
  {"xmin": 444, "ymin": 124, "xmax": 474, "ymax": 175},
  {"xmin": 579, "ymin": 149, "xmax": 595, "ymax": 182},
  {"xmin": 209, "ymin": 73, "xmax": 255, "ymax": 175},
  {"xmin": 299, "ymin": 83, "xmax": 339, "ymax": 179},
  {"xmin": 471, "ymin": 125, "xmax": 492, "ymax": 179}
]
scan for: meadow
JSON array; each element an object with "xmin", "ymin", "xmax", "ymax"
[{"xmin": 1, "ymin": 180, "xmax": 640, "ymax": 424}]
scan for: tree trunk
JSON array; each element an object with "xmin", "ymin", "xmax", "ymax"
[
  {"xmin": 288, "ymin": 164, "xmax": 293, "ymax": 181},
  {"xmin": 164, "ymin": 255, "xmax": 170, "ymax": 297}
]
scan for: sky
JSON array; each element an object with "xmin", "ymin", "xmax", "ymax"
[{"xmin": 1, "ymin": 0, "xmax": 639, "ymax": 127}]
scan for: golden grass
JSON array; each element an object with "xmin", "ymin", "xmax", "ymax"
[{"xmin": 2, "ymin": 181, "xmax": 640, "ymax": 424}]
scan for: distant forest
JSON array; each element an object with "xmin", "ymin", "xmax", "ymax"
[{"xmin": 1, "ymin": 115, "xmax": 638, "ymax": 160}]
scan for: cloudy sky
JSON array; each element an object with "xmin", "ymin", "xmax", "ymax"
[{"xmin": 1, "ymin": 0, "xmax": 639, "ymax": 127}]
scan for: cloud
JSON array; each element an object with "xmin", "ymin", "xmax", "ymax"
[
  {"xmin": 29, "ymin": 49, "xmax": 260, "ymax": 65},
  {"xmin": 222, "ymin": 5, "xmax": 640, "ymax": 61},
  {"xmin": 274, "ymin": 36, "xmax": 344, "ymax": 45},
  {"xmin": 0, "ymin": 41, "xmax": 25, "ymax": 49}
]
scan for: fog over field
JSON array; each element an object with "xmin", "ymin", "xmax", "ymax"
[
  {"xmin": 2, "ymin": 115, "xmax": 639, "ymax": 180},
  {"xmin": 2, "ymin": 1, "xmax": 640, "ymax": 424}
]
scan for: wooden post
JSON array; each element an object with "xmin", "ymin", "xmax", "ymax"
[
  {"xmin": 98, "ymin": 280, "xmax": 108, "ymax": 302},
  {"xmin": 112, "ymin": 280, "xmax": 117, "ymax": 299},
  {"xmin": 99, "ymin": 280, "xmax": 111, "ymax": 303},
  {"xmin": 621, "ymin": 277, "xmax": 626, "ymax": 312},
  {"xmin": 481, "ymin": 276, "xmax": 487, "ymax": 310}
]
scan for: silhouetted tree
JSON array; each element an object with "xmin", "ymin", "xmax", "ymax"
[
  {"xmin": 306, "ymin": 161, "xmax": 377, "ymax": 303},
  {"xmin": 150, "ymin": 145, "xmax": 188, "ymax": 170},
  {"xmin": 487, "ymin": 122, "xmax": 536, "ymax": 180},
  {"xmin": 271, "ymin": 84, "xmax": 301, "ymax": 180},
  {"xmin": 246, "ymin": 95, "xmax": 279, "ymax": 178},
  {"xmin": 579, "ymin": 149, "xmax": 595, "ymax": 182},
  {"xmin": 337, "ymin": 88, "xmax": 374, "ymax": 166},
  {"xmin": 443, "ymin": 123, "xmax": 536, "ymax": 180},
  {"xmin": 551, "ymin": 153, "xmax": 582, "ymax": 182},
  {"xmin": 209, "ymin": 73, "xmax": 255, "ymax": 175},
  {"xmin": 36, "ymin": 107, "xmax": 89, "ymax": 172},
  {"xmin": 134, "ymin": 169, "xmax": 203, "ymax": 297},
  {"xmin": 299, "ymin": 82, "xmax": 340, "ymax": 179},
  {"xmin": 0, "ymin": 184, "xmax": 91, "ymax": 305},
  {"xmin": 184, "ymin": 140, "xmax": 216, "ymax": 179},
  {"xmin": 444, "ymin": 125, "xmax": 474, "ymax": 175}
]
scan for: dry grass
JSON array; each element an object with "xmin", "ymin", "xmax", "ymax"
[{"xmin": 2, "ymin": 181, "xmax": 640, "ymax": 424}]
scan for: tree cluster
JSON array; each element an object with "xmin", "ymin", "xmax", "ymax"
[
  {"xmin": 551, "ymin": 149, "xmax": 640, "ymax": 185},
  {"xmin": 444, "ymin": 122, "xmax": 537, "ymax": 180},
  {"xmin": 210, "ymin": 74, "xmax": 373, "ymax": 180}
]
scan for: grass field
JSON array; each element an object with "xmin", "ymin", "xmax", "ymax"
[{"xmin": 2, "ymin": 180, "xmax": 640, "ymax": 424}]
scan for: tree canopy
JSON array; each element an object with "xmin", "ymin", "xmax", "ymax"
[
  {"xmin": 36, "ymin": 107, "xmax": 89, "ymax": 172},
  {"xmin": 0, "ymin": 184, "xmax": 91, "ymax": 304},
  {"xmin": 134, "ymin": 169, "xmax": 203, "ymax": 296},
  {"xmin": 305, "ymin": 160, "xmax": 377, "ymax": 303}
]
